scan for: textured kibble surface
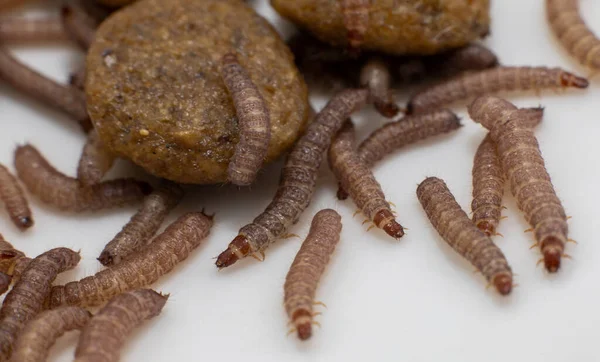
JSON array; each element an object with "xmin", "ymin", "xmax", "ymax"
[
  {"xmin": 86, "ymin": 0, "xmax": 309, "ymax": 184},
  {"xmin": 271, "ymin": 0, "xmax": 490, "ymax": 55}
]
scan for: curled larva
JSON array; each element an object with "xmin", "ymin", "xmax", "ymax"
[
  {"xmin": 360, "ymin": 58, "xmax": 399, "ymax": 117},
  {"xmin": 77, "ymin": 130, "xmax": 116, "ymax": 186},
  {"xmin": 221, "ymin": 53, "xmax": 271, "ymax": 186},
  {"xmin": 215, "ymin": 89, "xmax": 369, "ymax": 269},
  {"xmin": 329, "ymin": 121, "xmax": 403, "ymax": 238},
  {"xmin": 469, "ymin": 96, "xmax": 569, "ymax": 273},
  {"xmin": 284, "ymin": 209, "xmax": 342, "ymax": 341},
  {"xmin": 0, "ymin": 48, "xmax": 91, "ymax": 131},
  {"xmin": 417, "ymin": 177, "xmax": 513, "ymax": 295},
  {"xmin": 340, "ymin": 0, "xmax": 369, "ymax": 50},
  {"xmin": 61, "ymin": 0, "xmax": 98, "ymax": 51},
  {"xmin": 0, "ymin": 17, "xmax": 68, "ymax": 43},
  {"xmin": 337, "ymin": 109, "xmax": 461, "ymax": 200},
  {"xmin": 74, "ymin": 289, "xmax": 167, "ymax": 362},
  {"xmin": 49, "ymin": 212, "xmax": 212, "ymax": 308},
  {"xmin": 98, "ymin": 181, "xmax": 184, "ymax": 266},
  {"xmin": 14, "ymin": 144, "xmax": 150, "ymax": 212},
  {"xmin": 546, "ymin": 0, "xmax": 600, "ymax": 69},
  {"xmin": 406, "ymin": 66, "xmax": 588, "ymax": 114},
  {"xmin": 0, "ymin": 247, "xmax": 80, "ymax": 360},
  {"xmin": 11, "ymin": 306, "xmax": 91, "ymax": 362},
  {"xmin": 471, "ymin": 107, "xmax": 544, "ymax": 236},
  {"xmin": 0, "ymin": 164, "xmax": 33, "ymax": 230}
]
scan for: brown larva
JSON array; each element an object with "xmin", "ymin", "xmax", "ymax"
[
  {"xmin": 221, "ymin": 53, "xmax": 271, "ymax": 186},
  {"xmin": 0, "ymin": 164, "xmax": 33, "ymax": 230},
  {"xmin": 340, "ymin": 0, "xmax": 370, "ymax": 51},
  {"xmin": 74, "ymin": 289, "xmax": 167, "ymax": 362},
  {"xmin": 98, "ymin": 181, "xmax": 184, "ymax": 266},
  {"xmin": 406, "ymin": 66, "xmax": 588, "ymax": 114},
  {"xmin": 0, "ymin": 48, "xmax": 91, "ymax": 131},
  {"xmin": 469, "ymin": 96, "xmax": 569, "ymax": 273},
  {"xmin": 11, "ymin": 306, "xmax": 91, "ymax": 362},
  {"xmin": 215, "ymin": 89, "xmax": 369, "ymax": 269},
  {"xmin": 417, "ymin": 177, "xmax": 513, "ymax": 295},
  {"xmin": 471, "ymin": 107, "xmax": 544, "ymax": 236},
  {"xmin": 77, "ymin": 130, "xmax": 116, "ymax": 186},
  {"xmin": 328, "ymin": 121, "xmax": 404, "ymax": 238},
  {"xmin": 360, "ymin": 57, "xmax": 399, "ymax": 117},
  {"xmin": 0, "ymin": 17, "xmax": 68, "ymax": 43},
  {"xmin": 284, "ymin": 209, "xmax": 342, "ymax": 341},
  {"xmin": 49, "ymin": 212, "xmax": 212, "ymax": 308},
  {"xmin": 14, "ymin": 144, "xmax": 151, "ymax": 212},
  {"xmin": 0, "ymin": 247, "xmax": 81, "ymax": 360},
  {"xmin": 337, "ymin": 109, "xmax": 462, "ymax": 200},
  {"xmin": 61, "ymin": 0, "xmax": 98, "ymax": 51},
  {"xmin": 546, "ymin": 0, "xmax": 600, "ymax": 69}
]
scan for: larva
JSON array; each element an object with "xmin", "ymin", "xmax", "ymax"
[
  {"xmin": 61, "ymin": 0, "xmax": 97, "ymax": 51},
  {"xmin": 471, "ymin": 107, "xmax": 544, "ymax": 236},
  {"xmin": 11, "ymin": 306, "xmax": 91, "ymax": 362},
  {"xmin": 329, "ymin": 121, "xmax": 403, "ymax": 238},
  {"xmin": 360, "ymin": 58, "xmax": 399, "ymax": 117},
  {"xmin": 49, "ymin": 212, "xmax": 212, "ymax": 308},
  {"xmin": 0, "ymin": 247, "xmax": 81, "ymax": 360},
  {"xmin": 425, "ymin": 43, "xmax": 500, "ymax": 78},
  {"xmin": 74, "ymin": 289, "xmax": 167, "ymax": 362},
  {"xmin": 0, "ymin": 164, "xmax": 33, "ymax": 230},
  {"xmin": 14, "ymin": 144, "xmax": 150, "ymax": 212},
  {"xmin": 406, "ymin": 66, "xmax": 588, "ymax": 114},
  {"xmin": 0, "ymin": 17, "xmax": 68, "ymax": 43},
  {"xmin": 0, "ymin": 48, "xmax": 91, "ymax": 131},
  {"xmin": 337, "ymin": 109, "xmax": 462, "ymax": 200},
  {"xmin": 77, "ymin": 130, "xmax": 116, "ymax": 186},
  {"xmin": 215, "ymin": 89, "xmax": 369, "ymax": 269},
  {"xmin": 416, "ymin": 177, "xmax": 513, "ymax": 295},
  {"xmin": 546, "ymin": 0, "xmax": 600, "ymax": 69},
  {"xmin": 221, "ymin": 53, "xmax": 271, "ymax": 186},
  {"xmin": 98, "ymin": 181, "xmax": 184, "ymax": 266},
  {"xmin": 340, "ymin": 0, "xmax": 370, "ymax": 50},
  {"xmin": 469, "ymin": 96, "xmax": 569, "ymax": 272},
  {"xmin": 284, "ymin": 209, "xmax": 342, "ymax": 341}
]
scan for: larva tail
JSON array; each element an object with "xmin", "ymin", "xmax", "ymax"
[
  {"xmin": 492, "ymin": 272, "xmax": 512, "ymax": 296},
  {"xmin": 560, "ymin": 72, "xmax": 589, "ymax": 88},
  {"xmin": 374, "ymin": 210, "xmax": 404, "ymax": 239},
  {"xmin": 292, "ymin": 309, "xmax": 312, "ymax": 341},
  {"xmin": 541, "ymin": 236, "xmax": 564, "ymax": 273},
  {"xmin": 215, "ymin": 235, "xmax": 251, "ymax": 269}
]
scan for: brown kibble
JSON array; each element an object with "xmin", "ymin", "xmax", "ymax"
[
  {"xmin": 284, "ymin": 209, "xmax": 342, "ymax": 341},
  {"xmin": 417, "ymin": 177, "xmax": 513, "ymax": 295},
  {"xmin": 360, "ymin": 57, "xmax": 399, "ymax": 117},
  {"xmin": 215, "ymin": 89, "xmax": 368, "ymax": 269},
  {"xmin": 11, "ymin": 306, "xmax": 91, "ymax": 362},
  {"xmin": 74, "ymin": 289, "xmax": 167, "ymax": 362},
  {"xmin": 0, "ymin": 164, "xmax": 33, "ymax": 230},
  {"xmin": 61, "ymin": 0, "xmax": 98, "ymax": 51},
  {"xmin": 547, "ymin": 0, "xmax": 600, "ymax": 69},
  {"xmin": 0, "ymin": 17, "xmax": 68, "ymax": 43},
  {"xmin": 50, "ymin": 212, "xmax": 212, "ymax": 308},
  {"xmin": 471, "ymin": 107, "xmax": 544, "ymax": 236},
  {"xmin": 329, "ymin": 121, "xmax": 403, "ymax": 239},
  {"xmin": 77, "ymin": 130, "xmax": 116, "ymax": 186},
  {"xmin": 98, "ymin": 181, "xmax": 184, "ymax": 266},
  {"xmin": 0, "ymin": 247, "xmax": 81, "ymax": 360},
  {"xmin": 337, "ymin": 109, "xmax": 462, "ymax": 199},
  {"xmin": 340, "ymin": 0, "xmax": 370, "ymax": 51},
  {"xmin": 0, "ymin": 48, "xmax": 91, "ymax": 131},
  {"xmin": 14, "ymin": 144, "xmax": 150, "ymax": 213},
  {"xmin": 406, "ymin": 66, "xmax": 588, "ymax": 114},
  {"xmin": 469, "ymin": 96, "xmax": 569, "ymax": 273},
  {"xmin": 221, "ymin": 53, "xmax": 271, "ymax": 186}
]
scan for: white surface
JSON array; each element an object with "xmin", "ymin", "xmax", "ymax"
[{"xmin": 1, "ymin": 1, "xmax": 600, "ymax": 361}]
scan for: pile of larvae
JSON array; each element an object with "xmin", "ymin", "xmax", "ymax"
[{"xmin": 0, "ymin": 0, "xmax": 595, "ymax": 356}]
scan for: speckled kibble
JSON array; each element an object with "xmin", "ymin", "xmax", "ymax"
[
  {"xmin": 271, "ymin": 0, "xmax": 490, "ymax": 55},
  {"xmin": 86, "ymin": 0, "xmax": 310, "ymax": 184}
]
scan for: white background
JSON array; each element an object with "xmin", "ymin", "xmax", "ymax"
[{"xmin": 1, "ymin": 1, "xmax": 599, "ymax": 361}]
